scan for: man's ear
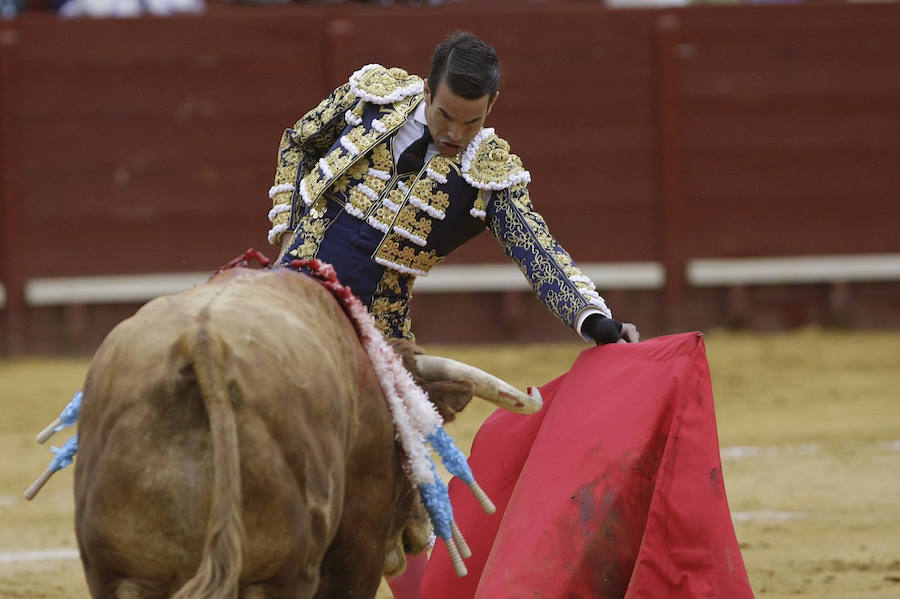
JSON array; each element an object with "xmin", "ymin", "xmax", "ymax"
[
  {"xmin": 424, "ymin": 80, "xmax": 432, "ymax": 106},
  {"xmin": 486, "ymin": 90, "xmax": 499, "ymax": 117}
]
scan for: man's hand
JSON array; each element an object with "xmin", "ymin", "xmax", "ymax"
[
  {"xmin": 582, "ymin": 314, "xmax": 640, "ymax": 345},
  {"xmin": 617, "ymin": 322, "xmax": 640, "ymax": 343}
]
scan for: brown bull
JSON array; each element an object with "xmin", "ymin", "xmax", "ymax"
[{"xmin": 73, "ymin": 266, "xmax": 533, "ymax": 598}]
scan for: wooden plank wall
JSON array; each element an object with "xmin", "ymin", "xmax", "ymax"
[
  {"xmin": 673, "ymin": 5, "xmax": 900, "ymax": 259},
  {"xmin": 1, "ymin": 2, "xmax": 898, "ymax": 352}
]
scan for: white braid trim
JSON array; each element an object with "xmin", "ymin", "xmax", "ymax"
[
  {"xmin": 382, "ymin": 197, "xmax": 401, "ymax": 213},
  {"xmin": 587, "ymin": 296, "xmax": 612, "ymax": 319},
  {"xmin": 375, "ymin": 256, "xmax": 428, "ymax": 277},
  {"xmin": 409, "ymin": 196, "xmax": 446, "ymax": 220},
  {"xmin": 367, "ymin": 167, "xmax": 391, "ymax": 181},
  {"xmin": 394, "ymin": 226, "xmax": 427, "ymax": 247},
  {"xmin": 267, "ymin": 223, "xmax": 288, "ymax": 245},
  {"xmin": 397, "ymin": 180, "xmax": 410, "ymax": 195},
  {"xmin": 569, "ymin": 274, "xmax": 596, "ymax": 288},
  {"xmin": 461, "ymin": 127, "xmax": 532, "ymax": 191},
  {"xmin": 362, "ymin": 331, "xmax": 438, "ymax": 485},
  {"xmin": 344, "ymin": 202, "xmax": 367, "ymax": 220},
  {"xmin": 461, "ymin": 128, "xmax": 494, "ymax": 173},
  {"xmin": 318, "ymin": 259, "xmax": 440, "ymax": 485},
  {"xmin": 267, "ymin": 204, "xmax": 291, "ymax": 223},
  {"xmin": 268, "ymin": 183, "xmax": 294, "ymax": 199},
  {"xmin": 344, "ymin": 109, "xmax": 362, "ymax": 126},
  {"xmin": 340, "ymin": 135, "xmax": 360, "ymax": 157},
  {"xmin": 469, "ymin": 208, "xmax": 486, "ymax": 220},
  {"xmin": 426, "ymin": 167, "xmax": 447, "ymax": 184},
  {"xmin": 349, "ymin": 63, "xmax": 425, "ymax": 105},
  {"xmin": 298, "ymin": 176, "xmax": 314, "ymax": 206},
  {"xmin": 463, "ymin": 168, "xmax": 532, "ymax": 191},
  {"xmin": 317, "ymin": 158, "xmax": 334, "ymax": 179},
  {"xmin": 372, "ymin": 118, "xmax": 387, "ymax": 134},
  {"xmin": 366, "ymin": 215, "xmax": 390, "ymax": 233},
  {"xmin": 356, "ymin": 183, "xmax": 381, "ymax": 203}
]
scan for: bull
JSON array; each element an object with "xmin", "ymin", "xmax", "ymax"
[{"xmin": 72, "ymin": 264, "xmax": 539, "ymax": 598}]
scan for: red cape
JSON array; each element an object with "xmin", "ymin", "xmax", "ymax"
[{"xmin": 421, "ymin": 332, "xmax": 754, "ymax": 598}]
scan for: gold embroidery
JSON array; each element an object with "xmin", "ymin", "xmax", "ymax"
[
  {"xmin": 348, "ymin": 100, "xmax": 364, "ymax": 122},
  {"xmin": 370, "ymin": 269, "xmax": 415, "ymax": 340},
  {"xmin": 272, "ymin": 82, "xmax": 356, "ymax": 207},
  {"xmin": 428, "ymin": 154, "xmax": 454, "ymax": 179},
  {"xmin": 371, "ymin": 203, "xmax": 398, "ymax": 228},
  {"xmin": 466, "ymin": 133, "xmax": 529, "ymax": 190},
  {"xmin": 370, "ymin": 143, "xmax": 393, "ymax": 172},
  {"xmin": 305, "ymin": 106, "xmax": 416, "ymax": 209},
  {"xmin": 308, "ymin": 145, "xmax": 355, "ymax": 199},
  {"xmin": 371, "ymin": 297, "xmax": 411, "ymax": 337},
  {"xmin": 394, "ymin": 205, "xmax": 432, "ymax": 241},
  {"xmin": 375, "ymin": 239, "xmax": 443, "ymax": 274},
  {"xmin": 410, "ymin": 178, "xmax": 450, "ymax": 215},
  {"xmin": 489, "ymin": 148, "xmax": 508, "ymax": 162},
  {"xmin": 271, "ymin": 85, "xmax": 354, "ymax": 239},
  {"xmin": 331, "ymin": 177, "xmax": 352, "ymax": 194},
  {"xmin": 335, "ymin": 155, "xmax": 372, "ymax": 198},
  {"xmin": 473, "ymin": 190, "xmax": 487, "ymax": 214},
  {"xmin": 270, "ymin": 82, "xmax": 421, "ymax": 245},
  {"xmin": 368, "ymin": 184, "xmax": 403, "ymax": 231},
  {"xmin": 346, "ymin": 157, "xmax": 371, "ymax": 181},
  {"xmin": 345, "ymin": 124, "xmax": 377, "ymax": 151},
  {"xmin": 342, "ymin": 108, "xmax": 409, "ymax": 157},
  {"xmin": 297, "ymin": 84, "xmax": 356, "ymax": 146},
  {"xmin": 388, "ymin": 187, "xmax": 407, "ymax": 205},
  {"xmin": 348, "ymin": 187, "xmax": 376, "ymax": 217},
  {"xmin": 288, "ymin": 198, "xmax": 330, "ymax": 259},
  {"xmin": 350, "ymin": 145, "xmax": 396, "ymax": 218},
  {"xmin": 355, "ymin": 66, "xmax": 423, "ymax": 102},
  {"xmin": 378, "ymin": 269, "xmax": 404, "ymax": 295},
  {"xmin": 487, "ymin": 185, "xmax": 594, "ymax": 326}
]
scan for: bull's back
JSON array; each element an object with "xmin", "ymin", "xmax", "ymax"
[{"xmin": 74, "ymin": 267, "xmax": 391, "ymax": 597}]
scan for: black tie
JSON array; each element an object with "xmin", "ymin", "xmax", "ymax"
[{"xmin": 396, "ymin": 126, "xmax": 432, "ymax": 175}]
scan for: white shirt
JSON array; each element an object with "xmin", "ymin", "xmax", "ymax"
[{"xmin": 392, "ymin": 100, "xmax": 440, "ymax": 167}]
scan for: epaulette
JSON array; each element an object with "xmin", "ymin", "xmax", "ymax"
[
  {"xmin": 349, "ymin": 64, "xmax": 424, "ymax": 105},
  {"xmin": 461, "ymin": 128, "xmax": 532, "ymax": 191}
]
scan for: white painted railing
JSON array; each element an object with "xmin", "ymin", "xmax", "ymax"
[
  {"xmin": 4, "ymin": 254, "xmax": 899, "ymax": 309},
  {"xmin": 16, "ymin": 262, "xmax": 665, "ymax": 307},
  {"xmin": 687, "ymin": 254, "xmax": 900, "ymax": 286}
]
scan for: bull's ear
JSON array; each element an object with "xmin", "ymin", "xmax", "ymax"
[
  {"xmin": 388, "ymin": 338, "xmax": 420, "ymax": 364},
  {"xmin": 383, "ymin": 541, "xmax": 407, "ymax": 578},
  {"xmin": 402, "ymin": 494, "xmax": 433, "ymax": 554},
  {"xmin": 419, "ymin": 379, "xmax": 475, "ymax": 423}
]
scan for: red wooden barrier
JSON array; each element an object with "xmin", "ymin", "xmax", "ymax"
[{"xmin": 1, "ymin": 2, "xmax": 898, "ymax": 353}]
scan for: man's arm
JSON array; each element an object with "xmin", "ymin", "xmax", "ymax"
[
  {"xmin": 486, "ymin": 185, "xmax": 639, "ymax": 344},
  {"xmin": 267, "ymin": 82, "xmax": 358, "ymax": 248}
]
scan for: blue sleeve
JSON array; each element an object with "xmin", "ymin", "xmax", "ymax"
[{"xmin": 485, "ymin": 185, "xmax": 611, "ymax": 331}]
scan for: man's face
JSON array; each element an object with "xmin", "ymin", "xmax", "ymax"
[{"xmin": 424, "ymin": 80, "xmax": 496, "ymax": 157}]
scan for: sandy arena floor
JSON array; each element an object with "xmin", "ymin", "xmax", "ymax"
[{"xmin": 1, "ymin": 328, "xmax": 898, "ymax": 598}]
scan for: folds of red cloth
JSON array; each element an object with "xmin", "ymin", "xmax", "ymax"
[{"xmin": 421, "ymin": 332, "xmax": 754, "ymax": 598}]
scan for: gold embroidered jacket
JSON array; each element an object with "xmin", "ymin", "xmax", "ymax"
[{"xmin": 267, "ymin": 64, "xmax": 610, "ymax": 339}]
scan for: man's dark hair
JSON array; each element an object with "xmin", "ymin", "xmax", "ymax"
[{"xmin": 428, "ymin": 31, "xmax": 500, "ymax": 102}]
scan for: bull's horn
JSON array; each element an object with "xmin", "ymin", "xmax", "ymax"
[{"xmin": 413, "ymin": 355, "xmax": 543, "ymax": 414}]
